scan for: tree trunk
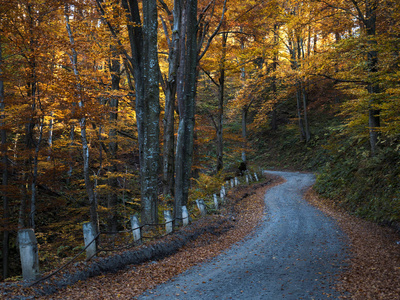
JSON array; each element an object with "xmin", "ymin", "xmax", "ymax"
[
  {"xmin": 162, "ymin": 0, "xmax": 182, "ymax": 197},
  {"xmin": 241, "ymin": 108, "xmax": 247, "ymax": 163},
  {"xmin": 107, "ymin": 54, "xmax": 120, "ymax": 232},
  {"xmin": 270, "ymin": 24, "xmax": 279, "ymax": 131},
  {"xmin": 140, "ymin": 0, "xmax": 160, "ymax": 225},
  {"xmin": 65, "ymin": 6, "xmax": 99, "ymax": 237},
  {"xmin": 301, "ymin": 82, "xmax": 311, "ymax": 142},
  {"xmin": 174, "ymin": 0, "xmax": 198, "ymax": 223},
  {"xmin": 47, "ymin": 112, "xmax": 53, "ymax": 160},
  {"xmin": 296, "ymin": 82, "xmax": 306, "ymax": 141},
  {"xmin": 1, "ymin": 38, "xmax": 10, "ymax": 279},
  {"xmin": 289, "ymin": 36, "xmax": 305, "ymax": 141},
  {"xmin": 365, "ymin": 2, "xmax": 380, "ymax": 155},
  {"xmin": 216, "ymin": 32, "xmax": 227, "ymax": 172},
  {"xmin": 29, "ymin": 121, "xmax": 44, "ymax": 229}
]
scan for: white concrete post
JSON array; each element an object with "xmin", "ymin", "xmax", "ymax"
[
  {"xmin": 246, "ymin": 174, "xmax": 249, "ymax": 185},
  {"xmin": 182, "ymin": 206, "xmax": 189, "ymax": 226},
  {"xmin": 225, "ymin": 181, "xmax": 229, "ymax": 188},
  {"xmin": 18, "ymin": 229, "xmax": 40, "ymax": 281},
  {"xmin": 164, "ymin": 210, "xmax": 173, "ymax": 234},
  {"xmin": 196, "ymin": 199, "xmax": 207, "ymax": 216},
  {"xmin": 230, "ymin": 179, "xmax": 234, "ymax": 188},
  {"xmin": 130, "ymin": 215, "xmax": 141, "ymax": 242},
  {"xmin": 254, "ymin": 172, "xmax": 259, "ymax": 181},
  {"xmin": 213, "ymin": 194, "xmax": 219, "ymax": 209},
  {"xmin": 234, "ymin": 177, "xmax": 239, "ymax": 186},
  {"xmin": 249, "ymin": 173, "xmax": 253, "ymax": 181},
  {"xmin": 220, "ymin": 187, "xmax": 225, "ymax": 203},
  {"xmin": 83, "ymin": 222, "xmax": 97, "ymax": 260}
]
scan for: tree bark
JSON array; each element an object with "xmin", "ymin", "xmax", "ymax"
[
  {"xmin": 365, "ymin": 1, "xmax": 380, "ymax": 155},
  {"xmin": 296, "ymin": 81, "xmax": 306, "ymax": 141},
  {"xmin": 174, "ymin": 0, "xmax": 198, "ymax": 223},
  {"xmin": 216, "ymin": 32, "xmax": 227, "ymax": 172},
  {"xmin": 0, "ymin": 38, "xmax": 10, "ymax": 279},
  {"xmin": 65, "ymin": 6, "xmax": 99, "ymax": 237},
  {"xmin": 301, "ymin": 82, "xmax": 311, "ymax": 142},
  {"xmin": 107, "ymin": 51, "xmax": 120, "ymax": 232},
  {"xmin": 270, "ymin": 24, "xmax": 279, "ymax": 131},
  {"xmin": 141, "ymin": 0, "xmax": 160, "ymax": 224},
  {"xmin": 119, "ymin": 0, "xmax": 161, "ymax": 225},
  {"xmin": 161, "ymin": 0, "xmax": 182, "ymax": 198},
  {"xmin": 241, "ymin": 108, "xmax": 247, "ymax": 163},
  {"xmin": 29, "ymin": 120, "xmax": 43, "ymax": 229}
]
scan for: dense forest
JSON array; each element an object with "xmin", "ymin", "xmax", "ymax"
[{"xmin": 1, "ymin": 0, "xmax": 399, "ymax": 279}]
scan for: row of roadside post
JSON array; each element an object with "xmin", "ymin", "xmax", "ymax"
[{"xmin": 18, "ymin": 171, "xmax": 261, "ymax": 281}]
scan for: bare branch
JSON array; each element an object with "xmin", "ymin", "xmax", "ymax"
[
  {"xmin": 158, "ymin": 0, "xmax": 172, "ymax": 16},
  {"xmin": 160, "ymin": 15, "xmax": 171, "ymax": 48},
  {"xmin": 350, "ymin": 0, "xmax": 366, "ymax": 23},
  {"xmin": 313, "ymin": 0, "xmax": 360, "ymax": 20},
  {"xmin": 94, "ymin": 0, "xmax": 135, "ymax": 76},
  {"xmin": 198, "ymin": 0, "xmax": 228, "ymax": 62},
  {"xmin": 200, "ymin": 66, "xmax": 219, "ymax": 87}
]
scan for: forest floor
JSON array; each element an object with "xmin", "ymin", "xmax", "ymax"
[{"xmin": 2, "ymin": 172, "xmax": 400, "ymax": 299}]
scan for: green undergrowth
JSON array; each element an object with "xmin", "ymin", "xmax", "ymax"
[
  {"xmin": 315, "ymin": 144, "xmax": 400, "ymax": 225},
  {"xmin": 249, "ymin": 112, "xmax": 340, "ymax": 172},
  {"xmin": 249, "ymin": 104, "xmax": 400, "ymax": 227}
]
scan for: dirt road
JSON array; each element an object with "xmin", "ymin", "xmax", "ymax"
[{"xmin": 139, "ymin": 171, "xmax": 349, "ymax": 299}]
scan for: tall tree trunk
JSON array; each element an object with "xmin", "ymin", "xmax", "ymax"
[
  {"xmin": 107, "ymin": 50, "xmax": 120, "ymax": 232},
  {"xmin": 113, "ymin": 0, "xmax": 161, "ymax": 225},
  {"xmin": 0, "ymin": 38, "xmax": 10, "ymax": 279},
  {"xmin": 65, "ymin": 6, "xmax": 99, "ymax": 237},
  {"xmin": 162, "ymin": 0, "xmax": 182, "ymax": 197},
  {"xmin": 289, "ymin": 36, "xmax": 305, "ymax": 141},
  {"xmin": 296, "ymin": 81, "xmax": 306, "ymax": 141},
  {"xmin": 67, "ymin": 125, "xmax": 74, "ymax": 183},
  {"xmin": 29, "ymin": 120, "xmax": 43, "ymax": 229},
  {"xmin": 174, "ymin": 0, "xmax": 198, "ymax": 223},
  {"xmin": 270, "ymin": 24, "xmax": 279, "ymax": 131},
  {"xmin": 47, "ymin": 112, "xmax": 54, "ymax": 160},
  {"xmin": 365, "ymin": 1, "xmax": 380, "ymax": 155},
  {"xmin": 301, "ymin": 82, "xmax": 311, "ymax": 142},
  {"xmin": 23, "ymin": 3, "xmax": 38, "ymax": 229},
  {"xmin": 140, "ymin": 0, "xmax": 160, "ymax": 224},
  {"xmin": 241, "ymin": 108, "xmax": 247, "ymax": 163},
  {"xmin": 216, "ymin": 32, "xmax": 227, "ymax": 172}
]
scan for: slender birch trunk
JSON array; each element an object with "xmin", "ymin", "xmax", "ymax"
[
  {"xmin": 0, "ymin": 38, "xmax": 10, "ymax": 279},
  {"xmin": 65, "ymin": 6, "xmax": 99, "ymax": 236}
]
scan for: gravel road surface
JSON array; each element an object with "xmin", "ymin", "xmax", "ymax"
[{"xmin": 139, "ymin": 171, "xmax": 349, "ymax": 299}]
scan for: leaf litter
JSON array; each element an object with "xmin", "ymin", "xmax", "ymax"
[
  {"xmin": 4, "ymin": 175, "xmax": 399, "ymax": 299},
  {"xmin": 306, "ymin": 188, "xmax": 400, "ymax": 299},
  {"xmin": 1, "ymin": 175, "xmax": 282, "ymax": 299}
]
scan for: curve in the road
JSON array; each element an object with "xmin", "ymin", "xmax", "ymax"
[{"xmin": 139, "ymin": 171, "xmax": 349, "ymax": 299}]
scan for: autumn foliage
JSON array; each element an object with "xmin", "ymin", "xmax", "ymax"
[{"xmin": 0, "ymin": 0, "xmax": 400, "ymax": 284}]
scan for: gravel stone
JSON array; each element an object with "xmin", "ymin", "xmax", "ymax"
[{"xmin": 139, "ymin": 171, "xmax": 349, "ymax": 299}]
